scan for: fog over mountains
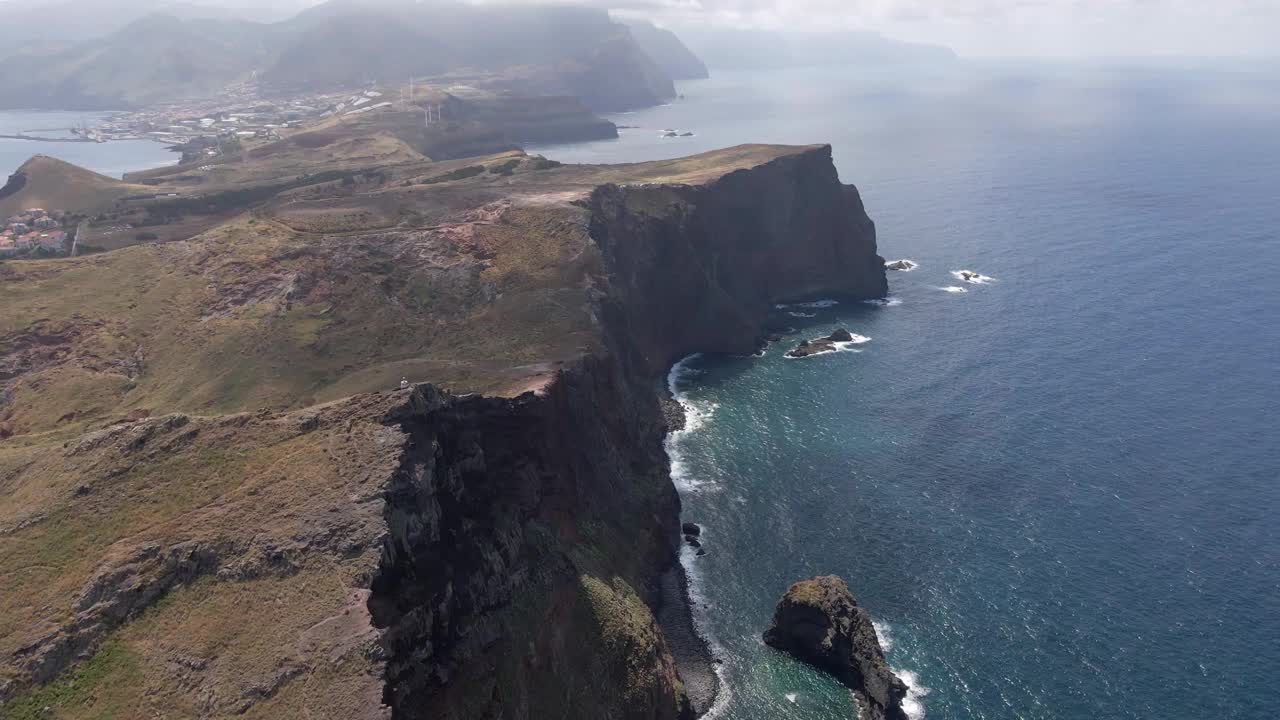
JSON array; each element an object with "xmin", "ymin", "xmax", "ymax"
[{"xmin": 0, "ymin": 0, "xmax": 962, "ymax": 112}]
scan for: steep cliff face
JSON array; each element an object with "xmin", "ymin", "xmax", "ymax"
[
  {"xmin": 588, "ymin": 145, "xmax": 886, "ymax": 373},
  {"xmin": 372, "ymin": 358, "xmax": 690, "ymax": 719},
  {"xmin": 366, "ymin": 145, "xmax": 887, "ymax": 718}
]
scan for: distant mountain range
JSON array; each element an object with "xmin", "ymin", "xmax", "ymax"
[
  {"xmin": 0, "ymin": 0, "xmax": 312, "ymax": 50},
  {"xmin": 623, "ymin": 20, "xmax": 710, "ymax": 81},
  {"xmin": 0, "ymin": 0, "xmax": 687, "ymax": 112},
  {"xmin": 0, "ymin": 0, "xmax": 957, "ymax": 113}
]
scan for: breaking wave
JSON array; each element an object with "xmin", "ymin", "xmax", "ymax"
[
  {"xmin": 662, "ymin": 363, "xmax": 734, "ymax": 720},
  {"xmin": 951, "ymin": 269, "xmax": 996, "ymax": 285},
  {"xmin": 940, "ymin": 286, "xmax": 968, "ymax": 293},
  {"xmin": 863, "ymin": 297, "xmax": 904, "ymax": 307},
  {"xmin": 872, "ymin": 619, "xmax": 895, "ymax": 651},
  {"xmin": 896, "ymin": 669, "xmax": 930, "ymax": 720},
  {"xmin": 665, "ymin": 355, "xmax": 717, "ymax": 491}
]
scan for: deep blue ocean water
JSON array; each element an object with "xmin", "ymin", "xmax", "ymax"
[
  {"xmin": 532, "ymin": 62, "xmax": 1280, "ymax": 719},
  {"xmin": 0, "ymin": 111, "xmax": 176, "ymax": 179}
]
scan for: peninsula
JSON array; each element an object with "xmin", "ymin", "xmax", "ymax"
[{"xmin": 0, "ymin": 138, "xmax": 887, "ymax": 718}]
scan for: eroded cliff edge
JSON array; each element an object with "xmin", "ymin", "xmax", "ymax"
[{"xmin": 0, "ymin": 145, "xmax": 884, "ymax": 719}]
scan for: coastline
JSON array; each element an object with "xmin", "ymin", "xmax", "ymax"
[{"xmin": 656, "ymin": 370, "xmax": 721, "ymax": 718}]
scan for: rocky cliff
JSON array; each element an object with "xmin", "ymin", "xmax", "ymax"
[
  {"xmin": 765, "ymin": 576, "xmax": 908, "ymax": 720},
  {"xmin": 0, "ymin": 144, "xmax": 884, "ymax": 718}
]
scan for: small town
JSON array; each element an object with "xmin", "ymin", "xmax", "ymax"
[
  {"xmin": 0, "ymin": 207, "xmax": 70, "ymax": 257},
  {"xmin": 89, "ymin": 86, "xmax": 402, "ymax": 160}
]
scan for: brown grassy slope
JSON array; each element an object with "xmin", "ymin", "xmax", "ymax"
[
  {"xmin": 0, "ymin": 155, "xmax": 601, "ymax": 438},
  {"xmin": 0, "ymin": 155, "xmax": 149, "ymax": 218},
  {"xmin": 0, "ymin": 395, "xmax": 402, "ymax": 718},
  {"xmin": 0, "ymin": 145, "xmax": 812, "ymax": 440}
]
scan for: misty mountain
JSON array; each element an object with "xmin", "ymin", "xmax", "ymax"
[
  {"xmin": 0, "ymin": 0, "xmax": 685, "ymax": 112},
  {"xmin": 0, "ymin": 14, "xmax": 275, "ymax": 110},
  {"xmin": 265, "ymin": 1, "xmax": 676, "ymax": 110},
  {"xmin": 0, "ymin": 0, "xmax": 313, "ymax": 53},
  {"xmin": 623, "ymin": 20, "xmax": 710, "ymax": 81}
]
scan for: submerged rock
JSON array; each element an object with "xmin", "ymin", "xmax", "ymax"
[
  {"xmin": 764, "ymin": 576, "xmax": 907, "ymax": 720},
  {"xmin": 785, "ymin": 328, "xmax": 859, "ymax": 358}
]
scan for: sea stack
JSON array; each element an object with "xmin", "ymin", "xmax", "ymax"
[{"xmin": 764, "ymin": 576, "xmax": 908, "ymax": 720}]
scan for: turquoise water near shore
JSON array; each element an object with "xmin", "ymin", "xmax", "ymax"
[
  {"xmin": 534, "ymin": 62, "xmax": 1280, "ymax": 719},
  {"xmin": 0, "ymin": 111, "xmax": 176, "ymax": 179}
]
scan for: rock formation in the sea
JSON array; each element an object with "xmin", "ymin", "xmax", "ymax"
[
  {"xmin": 885, "ymin": 259, "xmax": 917, "ymax": 271},
  {"xmin": 765, "ymin": 576, "xmax": 908, "ymax": 720},
  {"xmin": 786, "ymin": 328, "xmax": 859, "ymax": 358},
  {"xmin": 0, "ymin": 144, "xmax": 886, "ymax": 718}
]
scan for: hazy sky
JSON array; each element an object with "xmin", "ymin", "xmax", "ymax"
[
  {"xmin": 5, "ymin": 0, "xmax": 1278, "ymax": 58},
  {"xmin": 604, "ymin": 0, "xmax": 1280, "ymax": 57}
]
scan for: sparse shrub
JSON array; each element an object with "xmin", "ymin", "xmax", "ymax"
[
  {"xmin": 420, "ymin": 165, "xmax": 486, "ymax": 184},
  {"xmin": 488, "ymin": 159, "xmax": 520, "ymax": 176}
]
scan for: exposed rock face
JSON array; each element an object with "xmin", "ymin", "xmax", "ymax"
[
  {"xmin": 764, "ymin": 577, "xmax": 908, "ymax": 720},
  {"xmin": 373, "ymin": 360, "xmax": 692, "ymax": 720},
  {"xmin": 588, "ymin": 145, "xmax": 887, "ymax": 374}
]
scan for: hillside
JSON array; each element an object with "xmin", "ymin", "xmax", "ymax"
[
  {"xmin": 0, "ymin": 144, "xmax": 886, "ymax": 719},
  {"xmin": 0, "ymin": 155, "xmax": 148, "ymax": 218},
  {"xmin": 0, "ymin": 0, "xmax": 695, "ymax": 112}
]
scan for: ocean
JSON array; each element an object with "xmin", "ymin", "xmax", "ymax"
[
  {"xmin": 0, "ymin": 111, "xmax": 176, "ymax": 180},
  {"xmin": 531, "ymin": 61, "xmax": 1280, "ymax": 719}
]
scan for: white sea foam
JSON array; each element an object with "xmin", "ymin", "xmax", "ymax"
[
  {"xmin": 677, "ymin": 536, "xmax": 734, "ymax": 719},
  {"xmin": 951, "ymin": 269, "xmax": 996, "ymax": 285},
  {"xmin": 863, "ymin": 297, "xmax": 904, "ymax": 307},
  {"xmin": 885, "ymin": 259, "xmax": 919, "ymax": 271},
  {"xmin": 665, "ymin": 355, "xmax": 717, "ymax": 491},
  {"xmin": 785, "ymin": 693, "xmax": 798, "ymax": 704},
  {"xmin": 841, "ymin": 334, "xmax": 872, "ymax": 346},
  {"xmin": 940, "ymin": 286, "xmax": 968, "ymax": 293},
  {"xmin": 788, "ymin": 311, "xmax": 818, "ymax": 318},
  {"xmin": 895, "ymin": 669, "xmax": 930, "ymax": 720},
  {"xmin": 782, "ymin": 334, "xmax": 871, "ymax": 360},
  {"xmin": 665, "ymin": 355, "xmax": 734, "ymax": 720},
  {"xmin": 872, "ymin": 620, "xmax": 895, "ymax": 651}
]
